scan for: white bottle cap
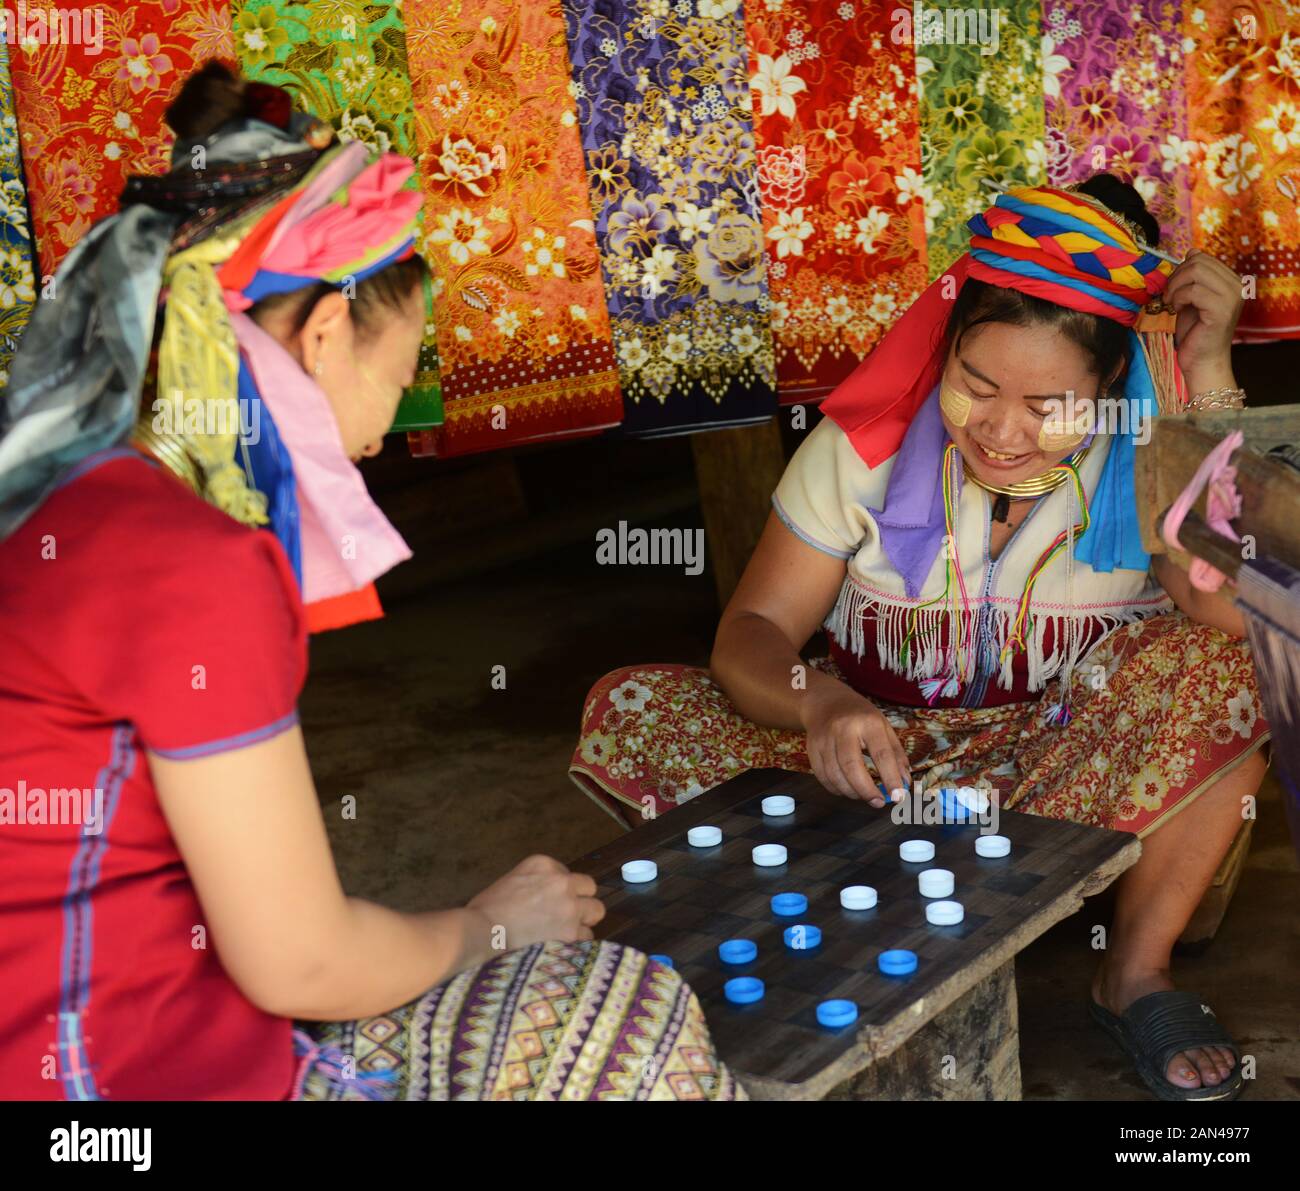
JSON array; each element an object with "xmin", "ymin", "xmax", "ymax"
[
  {"xmin": 926, "ymin": 900, "xmax": 964, "ymax": 926},
  {"xmin": 955, "ymin": 786, "xmax": 990, "ymax": 814},
  {"xmin": 761, "ymin": 795, "xmax": 796, "ymax": 816},
  {"xmin": 752, "ymin": 843, "xmax": 788, "ymax": 867},
  {"xmin": 899, "ymin": 839, "xmax": 936, "ymax": 863},
  {"xmin": 621, "ymin": 859, "xmax": 658, "ymax": 883},
  {"xmin": 975, "ymin": 834, "xmax": 1011, "ymax": 858},
  {"xmin": 687, "ymin": 825, "xmax": 722, "ymax": 848},
  {"xmin": 918, "ymin": 868, "xmax": 954, "ymax": 898},
  {"xmin": 840, "ymin": 885, "xmax": 878, "ymax": 910}
]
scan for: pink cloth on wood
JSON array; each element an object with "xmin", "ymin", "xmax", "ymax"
[{"xmin": 1161, "ymin": 429, "xmax": 1244, "ymax": 593}]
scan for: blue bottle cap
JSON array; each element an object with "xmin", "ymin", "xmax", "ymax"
[
  {"xmin": 816, "ymin": 999, "xmax": 859, "ymax": 1029},
  {"xmin": 878, "ymin": 949, "xmax": 918, "ymax": 976},
  {"xmin": 718, "ymin": 938, "xmax": 758, "ymax": 964},
  {"xmin": 771, "ymin": 892, "xmax": 808, "ymax": 917},
  {"xmin": 783, "ymin": 923, "xmax": 822, "ymax": 950},
  {"xmin": 724, "ymin": 976, "xmax": 765, "ymax": 1005},
  {"xmin": 648, "ymin": 954, "xmax": 673, "ymax": 969}
]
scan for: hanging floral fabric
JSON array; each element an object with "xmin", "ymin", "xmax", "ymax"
[
  {"xmin": 561, "ymin": 0, "xmax": 777, "ymax": 436},
  {"xmin": 402, "ymin": 0, "xmax": 625, "ymax": 457},
  {"xmin": 8, "ymin": 0, "xmax": 230, "ymax": 276},
  {"xmin": 229, "ymin": 0, "xmax": 444, "ymax": 430},
  {"xmin": 0, "ymin": 41, "xmax": 36, "ymax": 388},
  {"xmin": 1186, "ymin": 0, "xmax": 1300, "ymax": 342},
  {"xmin": 912, "ymin": 0, "xmax": 1044, "ymax": 279},
  {"xmin": 743, "ymin": 0, "xmax": 928, "ymax": 405},
  {"xmin": 1041, "ymin": 1, "xmax": 1193, "ymax": 254}
]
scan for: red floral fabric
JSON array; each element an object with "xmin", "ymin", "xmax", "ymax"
[
  {"xmin": 9, "ymin": 1, "xmax": 234, "ymax": 276},
  {"xmin": 745, "ymin": 1, "xmax": 928, "ymax": 404}
]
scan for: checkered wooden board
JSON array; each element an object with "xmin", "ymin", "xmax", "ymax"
[{"xmin": 571, "ymin": 768, "xmax": 1133, "ymax": 1090}]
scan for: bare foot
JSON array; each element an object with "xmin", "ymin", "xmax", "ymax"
[{"xmin": 1092, "ymin": 962, "xmax": 1237, "ymax": 1089}]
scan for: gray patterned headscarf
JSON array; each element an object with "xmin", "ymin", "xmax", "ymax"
[{"xmin": 0, "ymin": 115, "xmax": 323, "ymax": 540}]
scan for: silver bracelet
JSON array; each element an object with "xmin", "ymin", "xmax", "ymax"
[{"xmin": 1187, "ymin": 386, "xmax": 1246, "ymax": 410}]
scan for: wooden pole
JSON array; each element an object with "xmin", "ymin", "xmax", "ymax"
[{"xmin": 691, "ymin": 418, "xmax": 788, "ymax": 609}]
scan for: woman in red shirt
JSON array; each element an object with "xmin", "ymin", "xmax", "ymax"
[{"xmin": 0, "ymin": 63, "xmax": 741, "ymax": 1102}]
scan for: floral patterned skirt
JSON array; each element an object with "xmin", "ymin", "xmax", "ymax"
[
  {"xmin": 292, "ymin": 940, "xmax": 745, "ymax": 1101},
  {"xmin": 570, "ymin": 611, "xmax": 1271, "ymax": 839}
]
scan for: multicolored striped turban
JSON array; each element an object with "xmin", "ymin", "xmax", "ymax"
[
  {"xmin": 965, "ymin": 185, "xmax": 1174, "ymax": 326},
  {"xmin": 820, "ymin": 182, "xmax": 1180, "ymax": 575}
]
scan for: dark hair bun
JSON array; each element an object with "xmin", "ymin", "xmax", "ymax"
[
  {"xmin": 1076, "ymin": 172, "xmax": 1160, "ymax": 248},
  {"xmin": 165, "ymin": 59, "xmax": 253, "ymax": 142}
]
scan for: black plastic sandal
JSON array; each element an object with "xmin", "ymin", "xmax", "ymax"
[{"xmin": 1089, "ymin": 990, "xmax": 1244, "ymax": 1102}]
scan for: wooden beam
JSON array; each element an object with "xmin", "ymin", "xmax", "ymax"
[
  {"xmin": 1134, "ymin": 407, "xmax": 1300, "ymax": 573},
  {"xmin": 691, "ymin": 418, "xmax": 788, "ymax": 608}
]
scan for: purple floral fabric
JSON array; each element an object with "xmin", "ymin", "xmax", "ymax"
[{"xmin": 561, "ymin": 0, "xmax": 778, "ymax": 437}]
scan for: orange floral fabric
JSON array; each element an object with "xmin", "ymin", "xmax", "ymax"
[
  {"xmin": 8, "ymin": 1, "xmax": 234, "ymax": 276},
  {"xmin": 570, "ymin": 611, "xmax": 1270, "ymax": 838},
  {"xmin": 402, "ymin": 0, "xmax": 624, "ymax": 457},
  {"xmin": 1186, "ymin": 1, "xmax": 1300, "ymax": 341},
  {"xmin": 745, "ymin": 1, "xmax": 929, "ymax": 404}
]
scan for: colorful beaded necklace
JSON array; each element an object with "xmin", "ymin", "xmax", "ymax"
[{"xmin": 901, "ymin": 441, "xmax": 1092, "ymax": 720}]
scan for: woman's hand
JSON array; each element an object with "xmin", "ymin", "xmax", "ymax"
[
  {"xmin": 467, "ymin": 854, "xmax": 606, "ymax": 952},
  {"xmin": 799, "ymin": 680, "xmax": 912, "ymax": 806},
  {"xmin": 1163, "ymin": 249, "xmax": 1244, "ymax": 391}
]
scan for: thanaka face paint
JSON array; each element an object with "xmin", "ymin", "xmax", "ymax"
[
  {"xmin": 938, "ymin": 377, "xmax": 972, "ymax": 427},
  {"xmin": 1037, "ymin": 393, "xmax": 1094, "ymax": 452}
]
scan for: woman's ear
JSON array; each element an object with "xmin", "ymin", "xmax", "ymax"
[{"xmin": 298, "ymin": 290, "xmax": 354, "ymax": 379}]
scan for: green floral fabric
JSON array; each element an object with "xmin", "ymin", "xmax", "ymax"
[
  {"xmin": 915, "ymin": 0, "xmax": 1045, "ymax": 278},
  {"xmin": 232, "ymin": 0, "xmax": 443, "ymax": 427}
]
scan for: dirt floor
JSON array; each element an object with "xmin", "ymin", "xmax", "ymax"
[{"xmin": 301, "ymin": 525, "xmax": 1299, "ymax": 1102}]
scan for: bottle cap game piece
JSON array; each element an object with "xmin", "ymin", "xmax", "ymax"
[
  {"xmin": 752, "ymin": 843, "xmax": 788, "ymax": 867},
  {"xmin": 926, "ymin": 900, "xmax": 965, "ymax": 926},
  {"xmin": 771, "ymin": 892, "xmax": 808, "ymax": 917},
  {"xmin": 719, "ymin": 938, "xmax": 758, "ymax": 964},
  {"xmin": 878, "ymin": 949, "xmax": 918, "ymax": 976},
  {"xmin": 621, "ymin": 859, "xmax": 657, "ymax": 883},
  {"xmin": 687, "ymin": 825, "xmax": 722, "ymax": 848},
  {"xmin": 649, "ymin": 954, "xmax": 674, "ymax": 968},
  {"xmin": 783, "ymin": 924, "xmax": 822, "ymax": 950},
  {"xmin": 918, "ymin": 868, "xmax": 955, "ymax": 898},
  {"xmin": 975, "ymin": 834, "xmax": 1011, "ymax": 858},
  {"xmin": 939, "ymin": 785, "xmax": 990, "ymax": 822},
  {"xmin": 724, "ymin": 976, "xmax": 765, "ymax": 1004},
  {"xmin": 761, "ymin": 794, "xmax": 795, "ymax": 816},
  {"xmin": 816, "ymin": 999, "xmax": 859, "ymax": 1029},
  {"xmin": 899, "ymin": 839, "xmax": 935, "ymax": 863},
  {"xmin": 840, "ymin": 885, "xmax": 878, "ymax": 910}
]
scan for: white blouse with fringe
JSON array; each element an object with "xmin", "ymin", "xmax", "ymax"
[{"xmin": 772, "ymin": 416, "xmax": 1174, "ymax": 695}]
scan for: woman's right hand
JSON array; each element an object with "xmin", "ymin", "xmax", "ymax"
[
  {"xmin": 467, "ymin": 854, "xmax": 606, "ymax": 952},
  {"xmin": 799, "ymin": 680, "xmax": 912, "ymax": 807}
]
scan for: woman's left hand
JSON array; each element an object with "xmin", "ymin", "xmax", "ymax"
[{"xmin": 1162, "ymin": 249, "xmax": 1244, "ymax": 384}]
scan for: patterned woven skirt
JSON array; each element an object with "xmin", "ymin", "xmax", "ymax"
[
  {"xmin": 292, "ymin": 940, "xmax": 745, "ymax": 1101},
  {"xmin": 569, "ymin": 611, "xmax": 1271, "ymax": 838}
]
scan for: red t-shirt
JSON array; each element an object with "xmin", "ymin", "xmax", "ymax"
[{"xmin": 0, "ymin": 447, "xmax": 307, "ymax": 1100}]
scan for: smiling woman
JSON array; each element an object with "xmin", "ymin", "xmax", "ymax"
[{"xmin": 572, "ymin": 174, "xmax": 1272, "ymax": 1103}]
